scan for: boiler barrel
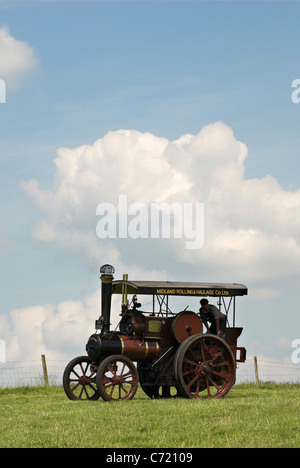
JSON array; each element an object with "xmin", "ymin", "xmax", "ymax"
[{"xmin": 86, "ymin": 333, "xmax": 160, "ymax": 362}]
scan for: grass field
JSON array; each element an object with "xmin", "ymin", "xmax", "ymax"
[{"xmin": 0, "ymin": 384, "xmax": 299, "ymax": 448}]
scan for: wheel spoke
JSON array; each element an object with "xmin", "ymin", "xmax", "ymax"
[
  {"xmin": 194, "ymin": 379, "xmax": 201, "ymax": 398},
  {"xmin": 206, "ymin": 377, "xmax": 212, "ymax": 397},
  {"xmin": 210, "ymin": 351, "xmax": 223, "ymax": 363},
  {"xmin": 122, "ymin": 370, "xmax": 133, "ymax": 379},
  {"xmin": 71, "ymin": 370, "xmax": 81, "ymax": 380},
  {"xmin": 86, "ymin": 382, "xmax": 98, "ymax": 393},
  {"xmin": 183, "ymin": 358, "xmax": 201, "ymax": 369},
  {"xmin": 207, "ymin": 375, "xmax": 221, "ymax": 392},
  {"xmin": 211, "ymin": 369, "xmax": 227, "ymax": 380},
  {"xmin": 120, "ymin": 362, "xmax": 126, "ymax": 376},
  {"xmin": 199, "ymin": 340, "xmax": 207, "ymax": 362},
  {"xmin": 186, "ymin": 374, "xmax": 199, "ymax": 390}
]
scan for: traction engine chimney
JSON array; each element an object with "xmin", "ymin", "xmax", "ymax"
[{"xmin": 100, "ymin": 264, "xmax": 115, "ymax": 335}]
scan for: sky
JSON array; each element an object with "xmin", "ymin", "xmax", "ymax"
[{"xmin": 0, "ymin": 0, "xmax": 300, "ymax": 378}]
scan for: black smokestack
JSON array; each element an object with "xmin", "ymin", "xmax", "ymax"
[{"xmin": 100, "ymin": 264, "xmax": 115, "ymax": 335}]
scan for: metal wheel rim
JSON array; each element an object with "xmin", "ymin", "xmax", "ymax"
[
  {"xmin": 63, "ymin": 356, "xmax": 100, "ymax": 401},
  {"xmin": 175, "ymin": 334, "xmax": 236, "ymax": 399},
  {"xmin": 96, "ymin": 355, "xmax": 138, "ymax": 401}
]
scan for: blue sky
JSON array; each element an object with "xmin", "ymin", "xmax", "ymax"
[{"xmin": 1, "ymin": 1, "xmax": 300, "ymax": 373}]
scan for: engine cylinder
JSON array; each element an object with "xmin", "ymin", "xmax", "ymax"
[{"xmin": 119, "ymin": 313, "xmax": 146, "ymax": 336}]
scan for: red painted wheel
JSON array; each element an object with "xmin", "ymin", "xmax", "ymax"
[
  {"xmin": 96, "ymin": 355, "xmax": 138, "ymax": 401},
  {"xmin": 63, "ymin": 355, "xmax": 100, "ymax": 401},
  {"xmin": 174, "ymin": 334, "xmax": 236, "ymax": 399}
]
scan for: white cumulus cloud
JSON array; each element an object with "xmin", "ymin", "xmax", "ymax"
[
  {"xmin": 0, "ymin": 25, "xmax": 37, "ymax": 90},
  {"xmin": 20, "ymin": 122, "xmax": 300, "ymax": 282},
  {"xmin": 3, "ymin": 280, "xmax": 158, "ymax": 362}
]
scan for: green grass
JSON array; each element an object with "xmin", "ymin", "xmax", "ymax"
[{"xmin": 0, "ymin": 384, "xmax": 299, "ymax": 448}]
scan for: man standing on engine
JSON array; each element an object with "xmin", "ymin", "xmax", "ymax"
[{"xmin": 199, "ymin": 298, "xmax": 227, "ymax": 340}]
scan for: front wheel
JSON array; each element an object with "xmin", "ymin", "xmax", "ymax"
[
  {"xmin": 63, "ymin": 355, "xmax": 100, "ymax": 401},
  {"xmin": 96, "ymin": 355, "xmax": 138, "ymax": 401},
  {"xmin": 174, "ymin": 334, "xmax": 236, "ymax": 399}
]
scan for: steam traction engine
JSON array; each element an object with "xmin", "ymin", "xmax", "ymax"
[{"xmin": 63, "ymin": 265, "xmax": 247, "ymax": 401}]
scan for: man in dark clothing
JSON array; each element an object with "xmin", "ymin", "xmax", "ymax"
[{"xmin": 199, "ymin": 298, "xmax": 227, "ymax": 340}]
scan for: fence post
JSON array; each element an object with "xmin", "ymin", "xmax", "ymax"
[
  {"xmin": 41, "ymin": 354, "xmax": 49, "ymax": 387},
  {"xmin": 254, "ymin": 356, "xmax": 259, "ymax": 386}
]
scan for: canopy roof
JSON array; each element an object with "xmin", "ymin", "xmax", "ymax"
[{"xmin": 112, "ymin": 280, "xmax": 247, "ymax": 298}]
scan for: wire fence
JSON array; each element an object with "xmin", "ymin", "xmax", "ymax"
[
  {"xmin": 0, "ymin": 357, "xmax": 65, "ymax": 388},
  {"xmin": 0, "ymin": 355, "xmax": 299, "ymax": 388},
  {"xmin": 236, "ymin": 358, "xmax": 300, "ymax": 385}
]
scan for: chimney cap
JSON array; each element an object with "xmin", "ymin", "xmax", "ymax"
[{"xmin": 100, "ymin": 264, "xmax": 115, "ymax": 276}]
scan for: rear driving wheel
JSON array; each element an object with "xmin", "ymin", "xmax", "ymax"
[{"xmin": 174, "ymin": 334, "xmax": 236, "ymax": 399}]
